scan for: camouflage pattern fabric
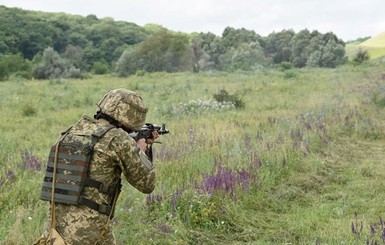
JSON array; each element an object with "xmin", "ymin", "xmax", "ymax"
[
  {"xmin": 35, "ymin": 114, "xmax": 155, "ymax": 245},
  {"xmin": 97, "ymin": 89, "xmax": 148, "ymax": 131}
]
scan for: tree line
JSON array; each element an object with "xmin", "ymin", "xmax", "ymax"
[{"xmin": 0, "ymin": 5, "xmax": 348, "ymax": 80}]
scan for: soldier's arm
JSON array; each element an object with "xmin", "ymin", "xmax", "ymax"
[{"xmin": 112, "ymin": 134, "xmax": 155, "ymax": 194}]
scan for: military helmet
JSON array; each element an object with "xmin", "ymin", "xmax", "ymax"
[{"xmin": 97, "ymin": 89, "xmax": 148, "ymax": 131}]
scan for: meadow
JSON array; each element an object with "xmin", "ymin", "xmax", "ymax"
[{"xmin": 1, "ymin": 63, "xmax": 385, "ymax": 244}]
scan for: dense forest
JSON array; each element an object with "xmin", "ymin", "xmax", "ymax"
[{"xmin": 0, "ymin": 5, "xmax": 349, "ymax": 80}]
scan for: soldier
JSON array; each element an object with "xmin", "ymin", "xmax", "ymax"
[{"xmin": 34, "ymin": 88, "xmax": 158, "ymax": 245}]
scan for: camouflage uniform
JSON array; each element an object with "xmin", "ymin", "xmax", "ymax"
[{"xmin": 35, "ymin": 89, "xmax": 155, "ymax": 245}]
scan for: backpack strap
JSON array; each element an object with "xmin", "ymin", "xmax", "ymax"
[{"xmin": 79, "ymin": 179, "xmax": 122, "ymax": 217}]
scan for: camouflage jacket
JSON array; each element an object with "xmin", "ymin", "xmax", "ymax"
[{"xmin": 38, "ymin": 114, "xmax": 155, "ymax": 245}]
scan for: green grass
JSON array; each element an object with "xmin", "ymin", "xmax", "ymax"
[
  {"xmin": 1, "ymin": 64, "xmax": 385, "ymax": 244},
  {"xmin": 348, "ymin": 32, "xmax": 385, "ymax": 60}
]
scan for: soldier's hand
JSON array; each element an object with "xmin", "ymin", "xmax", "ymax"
[{"xmin": 136, "ymin": 138, "xmax": 148, "ymax": 152}]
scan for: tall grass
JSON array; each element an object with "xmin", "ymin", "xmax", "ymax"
[{"xmin": 1, "ymin": 64, "xmax": 385, "ymax": 244}]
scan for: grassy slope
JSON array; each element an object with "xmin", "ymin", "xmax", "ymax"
[
  {"xmin": 355, "ymin": 32, "xmax": 385, "ymax": 60},
  {"xmin": 1, "ymin": 64, "xmax": 385, "ymax": 244}
]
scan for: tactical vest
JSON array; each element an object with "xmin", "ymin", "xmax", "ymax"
[{"xmin": 40, "ymin": 124, "xmax": 121, "ymax": 217}]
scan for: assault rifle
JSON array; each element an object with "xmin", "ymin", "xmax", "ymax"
[
  {"xmin": 129, "ymin": 123, "xmax": 169, "ymax": 161},
  {"xmin": 129, "ymin": 123, "xmax": 169, "ymax": 142}
]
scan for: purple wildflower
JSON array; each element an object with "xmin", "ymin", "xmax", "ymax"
[
  {"xmin": 197, "ymin": 159, "xmax": 256, "ymax": 200},
  {"xmin": 370, "ymin": 224, "xmax": 376, "ymax": 235},
  {"xmin": 146, "ymin": 194, "xmax": 163, "ymax": 206},
  {"xmin": 6, "ymin": 170, "xmax": 15, "ymax": 181},
  {"xmin": 370, "ymin": 225, "xmax": 376, "ymax": 236},
  {"xmin": 21, "ymin": 150, "xmax": 41, "ymax": 171}
]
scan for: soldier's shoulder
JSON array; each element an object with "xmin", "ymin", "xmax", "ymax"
[{"xmin": 106, "ymin": 127, "xmax": 135, "ymax": 144}]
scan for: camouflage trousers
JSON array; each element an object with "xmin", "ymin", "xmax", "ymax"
[{"xmin": 34, "ymin": 204, "xmax": 116, "ymax": 245}]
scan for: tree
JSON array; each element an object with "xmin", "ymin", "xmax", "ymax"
[
  {"xmin": 319, "ymin": 35, "xmax": 346, "ymax": 68},
  {"xmin": 305, "ymin": 34, "xmax": 324, "ymax": 67},
  {"xmin": 219, "ymin": 27, "xmax": 265, "ymax": 70},
  {"xmin": 91, "ymin": 61, "xmax": 110, "ymax": 75},
  {"xmin": 221, "ymin": 27, "xmax": 261, "ymax": 50},
  {"xmin": 196, "ymin": 32, "xmax": 223, "ymax": 69},
  {"xmin": 33, "ymin": 47, "xmax": 81, "ymax": 79},
  {"xmin": 265, "ymin": 29, "xmax": 295, "ymax": 64},
  {"xmin": 219, "ymin": 42, "xmax": 268, "ymax": 71},
  {"xmin": 115, "ymin": 47, "xmax": 142, "ymax": 77},
  {"xmin": 137, "ymin": 30, "xmax": 191, "ymax": 72},
  {"xmin": 190, "ymin": 35, "xmax": 212, "ymax": 72},
  {"xmin": 62, "ymin": 45, "xmax": 83, "ymax": 68},
  {"xmin": 0, "ymin": 54, "xmax": 32, "ymax": 80},
  {"xmin": 291, "ymin": 29, "xmax": 311, "ymax": 67}
]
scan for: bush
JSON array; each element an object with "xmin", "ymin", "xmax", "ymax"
[
  {"xmin": 0, "ymin": 54, "xmax": 32, "ymax": 81},
  {"xmin": 279, "ymin": 61, "xmax": 294, "ymax": 70},
  {"xmin": 91, "ymin": 61, "xmax": 110, "ymax": 75},
  {"xmin": 353, "ymin": 48, "xmax": 370, "ymax": 64},
  {"xmin": 213, "ymin": 89, "xmax": 245, "ymax": 109},
  {"xmin": 115, "ymin": 49, "xmax": 141, "ymax": 77},
  {"xmin": 33, "ymin": 47, "xmax": 81, "ymax": 79}
]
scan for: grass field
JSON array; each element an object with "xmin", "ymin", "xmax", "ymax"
[{"xmin": 1, "ymin": 63, "xmax": 385, "ymax": 244}]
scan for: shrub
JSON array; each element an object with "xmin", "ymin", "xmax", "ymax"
[
  {"xmin": 213, "ymin": 89, "xmax": 245, "ymax": 109},
  {"xmin": 33, "ymin": 47, "xmax": 81, "ymax": 79},
  {"xmin": 0, "ymin": 54, "xmax": 32, "ymax": 81},
  {"xmin": 279, "ymin": 61, "xmax": 294, "ymax": 70},
  {"xmin": 91, "ymin": 61, "xmax": 110, "ymax": 75},
  {"xmin": 353, "ymin": 48, "xmax": 370, "ymax": 64}
]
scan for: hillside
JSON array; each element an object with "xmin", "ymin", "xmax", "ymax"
[
  {"xmin": 360, "ymin": 32, "xmax": 385, "ymax": 47},
  {"xmin": 0, "ymin": 5, "xmax": 348, "ymax": 81},
  {"xmin": 357, "ymin": 32, "xmax": 385, "ymax": 59}
]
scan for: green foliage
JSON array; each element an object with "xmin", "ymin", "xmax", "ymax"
[
  {"xmin": 265, "ymin": 29, "xmax": 295, "ymax": 63},
  {"xmin": 0, "ymin": 5, "xmax": 150, "ymax": 75},
  {"xmin": 352, "ymin": 47, "xmax": 370, "ymax": 64},
  {"xmin": 138, "ymin": 30, "xmax": 192, "ymax": 72},
  {"xmin": 33, "ymin": 47, "xmax": 81, "ymax": 79},
  {"xmin": 91, "ymin": 61, "xmax": 110, "ymax": 75},
  {"xmin": 285, "ymin": 30, "xmax": 347, "ymax": 68},
  {"xmin": 116, "ymin": 30, "xmax": 193, "ymax": 75},
  {"xmin": 278, "ymin": 61, "xmax": 294, "ymax": 70},
  {"xmin": 283, "ymin": 69, "xmax": 298, "ymax": 79},
  {"xmin": 213, "ymin": 88, "xmax": 245, "ymax": 109},
  {"xmin": 115, "ymin": 47, "xmax": 141, "ymax": 77},
  {"xmin": 0, "ymin": 54, "xmax": 32, "ymax": 81},
  {"xmin": 219, "ymin": 42, "xmax": 268, "ymax": 71},
  {"xmin": 0, "ymin": 5, "xmax": 354, "ymax": 79},
  {"xmin": 221, "ymin": 27, "xmax": 261, "ymax": 50}
]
